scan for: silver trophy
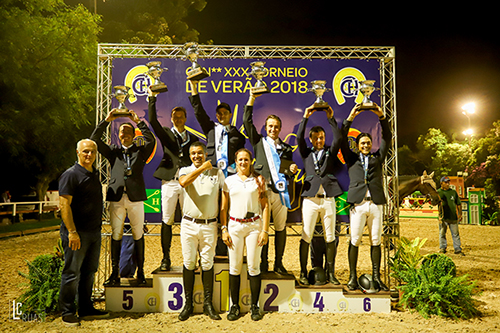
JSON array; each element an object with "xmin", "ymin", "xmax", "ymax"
[
  {"xmin": 111, "ymin": 85, "xmax": 132, "ymax": 117},
  {"xmin": 146, "ymin": 61, "xmax": 169, "ymax": 93},
  {"xmin": 183, "ymin": 42, "xmax": 209, "ymax": 81},
  {"xmin": 308, "ymin": 80, "xmax": 331, "ymax": 110},
  {"xmin": 356, "ymin": 80, "xmax": 379, "ymax": 110},
  {"xmin": 249, "ymin": 61, "xmax": 270, "ymax": 94}
]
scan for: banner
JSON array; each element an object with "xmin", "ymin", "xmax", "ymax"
[{"xmin": 109, "ymin": 58, "xmax": 382, "ymax": 222}]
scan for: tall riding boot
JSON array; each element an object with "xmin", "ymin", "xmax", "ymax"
[
  {"xmin": 160, "ymin": 223, "xmax": 172, "ymax": 271},
  {"xmin": 347, "ymin": 243, "xmax": 359, "ymax": 290},
  {"xmin": 227, "ymin": 274, "xmax": 241, "ymax": 321},
  {"xmin": 178, "ymin": 266, "xmax": 195, "ymax": 321},
  {"xmin": 299, "ymin": 239, "xmax": 310, "ymax": 285},
  {"xmin": 273, "ymin": 230, "xmax": 288, "ymax": 274},
  {"xmin": 326, "ymin": 240, "xmax": 340, "ymax": 285},
  {"xmin": 202, "ymin": 267, "xmax": 221, "ymax": 320},
  {"xmin": 260, "ymin": 243, "xmax": 269, "ymax": 273},
  {"xmin": 371, "ymin": 245, "xmax": 389, "ymax": 291},
  {"xmin": 134, "ymin": 236, "xmax": 146, "ymax": 285},
  {"xmin": 249, "ymin": 274, "xmax": 263, "ymax": 321},
  {"xmin": 104, "ymin": 239, "xmax": 122, "ymax": 286}
]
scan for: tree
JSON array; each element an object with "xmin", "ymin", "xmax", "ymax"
[{"xmin": 0, "ymin": 0, "xmax": 101, "ymax": 199}]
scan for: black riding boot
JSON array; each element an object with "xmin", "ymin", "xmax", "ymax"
[
  {"xmin": 178, "ymin": 266, "xmax": 195, "ymax": 321},
  {"xmin": 249, "ymin": 274, "xmax": 262, "ymax": 321},
  {"xmin": 227, "ymin": 274, "xmax": 241, "ymax": 321},
  {"xmin": 134, "ymin": 236, "xmax": 146, "ymax": 285},
  {"xmin": 104, "ymin": 239, "xmax": 122, "ymax": 286},
  {"xmin": 274, "ymin": 230, "xmax": 288, "ymax": 274},
  {"xmin": 299, "ymin": 239, "xmax": 310, "ymax": 285},
  {"xmin": 326, "ymin": 240, "xmax": 340, "ymax": 285},
  {"xmin": 371, "ymin": 245, "xmax": 389, "ymax": 291},
  {"xmin": 160, "ymin": 223, "xmax": 172, "ymax": 271},
  {"xmin": 202, "ymin": 267, "xmax": 221, "ymax": 320},
  {"xmin": 260, "ymin": 243, "xmax": 269, "ymax": 273},
  {"xmin": 347, "ymin": 243, "xmax": 359, "ymax": 290}
]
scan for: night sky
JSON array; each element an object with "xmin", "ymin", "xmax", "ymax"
[{"xmin": 186, "ymin": 1, "xmax": 500, "ymax": 147}]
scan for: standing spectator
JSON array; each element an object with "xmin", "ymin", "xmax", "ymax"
[
  {"xmin": 59, "ymin": 139, "xmax": 109, "ymax": 326},
  {"xmin": 438, "ymin": 176, "xmax": 465, "ymax": 256}
]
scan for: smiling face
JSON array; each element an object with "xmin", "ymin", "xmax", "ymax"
[
  {"xmin": 119, "ymin": 123, "xmax": 135, "ymax": 147},
  {"xmin": 216, "ymin": 107, "xmax": 232, "ymax": 126},
  {"xmin": 357, "ymin": 136, "xmax": 373, "ymax": 156},
  {"xmin": 171, "ymin": 109, "xmax": 186, "ymax": 130},
  {"xmin": 309, "ymin": 130, "xmax": 326, "ymax": 151},
  {"xmin": 235, "ymin": 150, "xmax": 252, "ymax": 175},
  {"xmin": 189, "ymin": 144, "xmax": 206, "ymax": 168},
  {"xmin": 266, "ymin": 118, "xmax": 281, "ymax": 140},
  {"xmin": 77, "ymin": 140, "xmax": 97, "ymax": 170}
]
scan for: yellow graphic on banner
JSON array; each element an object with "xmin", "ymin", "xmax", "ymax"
[
  {"xmin": 333, "ymin": 67, "xmax": 366, "ymax": 105},
  {"xmin": 124, "ymin": 65, "xmax": 150, "ymax": 104}
]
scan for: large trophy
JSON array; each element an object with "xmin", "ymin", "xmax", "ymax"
[
  {"xmin": 183, "ymin": 42, "xmax": 209, "ymax": 81},
  {"xmin": 111, "ymin": 85, "xmax": 132, "ymax": 117},
  {"xmin": 356, "ymin": 80, "xmax": 379, "ymax": 110},
  {"xmin": 249, "ymin": 61, "xmax": 270, "ymax": 94},
  {"xmin": 308, "ymin": 80, "xmax": 331, "ymax": 110},
  {"xmin": 146, "ymin": 61, "xmax": 169, "ymax": 93}
]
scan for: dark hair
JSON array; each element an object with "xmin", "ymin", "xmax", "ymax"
[
  {"xmin": 119, "ymin": 122, "xmax": 135, "ymax": 132},
  {"xmin": 171, "ymin": 106, "xmax": 187, "ymax": 117},
  {"xmin": 216, "ymin": 102, "xmax": 232, "ymax": 114},
  {"xmin": 309, "ymin": 126, "xmax": 325, "ymax": 138},
  {"xmin": 189, "ymin": 141, "xmax": 207, "ymax": 153},
  {"xmin": 356, "ymin": 132, "xmax": 372, "ymax": 145},
  {"xmin": 234, "ymin": 148, "xmax": 266, "ymax": 197},
  {"xmin": 265, "ymin": 114, "xmax": 282, "ymax": 128}
]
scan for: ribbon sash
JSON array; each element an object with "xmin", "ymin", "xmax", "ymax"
[{"xmin": 263, "ymin": 137, "xmax": 291, "ymax": 209}]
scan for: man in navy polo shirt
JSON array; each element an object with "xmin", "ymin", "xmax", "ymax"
[{"xmin": 58, "ymin": 139, "xmax": 109, "ymax": 326}]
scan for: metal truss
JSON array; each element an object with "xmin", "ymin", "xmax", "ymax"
[{"xmin": 94, "ymin": 44, "xmax": 398, "ymax": 296}]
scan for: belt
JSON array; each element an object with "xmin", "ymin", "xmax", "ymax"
[
  {"xmin": 364, "ymin": 196, "xmax": 372, "ymax": 201},
  {"xmin": 183, "ymin": 215, "xmax": 217, "ymax": 224},
  {"xmin": 230, "ymin": 216, "xmax": 261, "ymax": 223},
  {"xmin": 316, "ymin": 194, "xmax": 325, "ymax": 198}
]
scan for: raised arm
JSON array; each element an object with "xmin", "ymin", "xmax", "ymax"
[
  {"xmin": 243, "ymin": 92, "xmax": 262, "ymax": 146},
  {"xmin": 188, "ymin": 80, "xmax": 214, "ymax": 135},
  {"xmin": 90, "ymin": 118, "xmax": 113, "ymax": 160}
]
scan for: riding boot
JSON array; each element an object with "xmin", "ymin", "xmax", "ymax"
[
  {"xmin": 299, "ymin": 239, "xmax": 310, "ymax": 285},
  {"xmin": 160, "ymin": 223, "xmax": 172, "ymax": 271},
  {"xmin": 227, "ymin": 274, "xmax": 241, "ymax": 321},
  {"xmin": 326, "ymin": 240, "xmax": 340, "ymax": 285},
  {"xmin": 202, "ymin": 267, "xmax": 221, "ymax": 320},
  {"xmin": 347, "ymin": 243, "xmax": 359, "ymax": 290},
  {"xmin": 249, "ymin": 274, "xmax": 263, "ymax": 321},
  {"xmin": 260, "ymin": 243, "xmax": 269, "ymax": 273},
  {"xmin": 134, "ymin": 236, "xmax": 147, "ymax": 285},
  {"xmin": 273, "ymin": 230, "xmax": 288, "ymax": 274},
  {"xmin": 104, "ymin": 239, "xmax": 122, "ymax": 286},
  {"xmin": 178, "ymin": 266, "xmax": 195, "ymax": 321},
  {"xmin": 371, "ymin": 245, "xmax": 389, "ymax": 291}
]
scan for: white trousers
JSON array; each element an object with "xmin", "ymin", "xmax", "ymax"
[
  {"xmin": 161, "ymin": 179, "xmax": 183, "ymax": 225},
  {"xmin": 349, "ymin": 200, "xmax": 383, "ymax": 247},
  {"xmin": 227, "ymin": 218, "xmax": 263, "ymax": 276},
  {"xmin": 109, "ymin": 193, "xmax": 144, "ymax": 241},
  {"xmin": 301, "ymin": 196, "xmax": 336, "ymax": 243},
  {"xmin": 180, "ymin": 218, "xmax": 217, "ymax": 271},
  {"xmin": 268, "ymin": 189, "xmax": 288, "ymax": 231}
]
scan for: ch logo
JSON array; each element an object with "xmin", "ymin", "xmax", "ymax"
[
  {"xmin": 332, "ymin": 67, "xmax": 366, "ymax": 105},
  {"xmin": 123, "ymin": 65, "xmax": 153, "ymax": 104}
]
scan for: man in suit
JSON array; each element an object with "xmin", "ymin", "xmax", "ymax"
[
  {"xmin": 296, "ymin": 105, "xmax": 343, "ymax": 285},
  {"xmin": 91, "ymin": 109, "xmax": 155, "ymax": 285},
  {"xmin": 148, "ymin": 87, "xmax": 198, "ymax": 271},
  {"xmin": 341, "ymin": 103, "xmax": 391, "ymax": 292},
  {"xmin": 244, "ymin": 91, "xmax": 297, "ymax": 274}
]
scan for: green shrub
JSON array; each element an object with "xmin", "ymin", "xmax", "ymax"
[{"xmin": 421, "ymin": 253, "xmax": 457, "ymax": 279}]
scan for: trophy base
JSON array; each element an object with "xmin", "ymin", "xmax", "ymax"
[
  {"xmin": 113, "ymin": 111, "xmax": 132, "ymax": 117},
  {"xmin": 151, "ymin": 83, "xmax": 168, "ymax": 93},
  {"xmin": 358, "ymin": 102, "xmax": 375, "ymax": 110},
  {"xmin": 312, "ymin": 102, "xmax": 329, "ymax": 110},
  {"xmin": 187, "ymin": 68, "xmax": 210, "ymax": 81},
  {"xmin": 251, "ymin": 86, "xmax": 270, "ymax": 95}
]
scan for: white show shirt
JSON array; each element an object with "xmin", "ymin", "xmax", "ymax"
[{"xmin": 223, "ymin": 174, "xmax": 265, "ymax": 219}]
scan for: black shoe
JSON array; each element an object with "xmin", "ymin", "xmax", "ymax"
[
  {"xmin": 62, "ymin": 314, "xmax": 80, "ymax": 326},
  {"xmin": 178, "ymin": 303, "xmax": 193, "ymax": 321},
  {"xmin": 260, "ymin": 261, "xmax": 269, "ymax": 273},
  {"xmin": 250, "ymin": 304, "xmax": 262, "ymax": 321},
  {"xmin": 103, "ymin": 270, "xmax": 120, "ymax": 286},
  {"xmin": 455, "ymin": 251, "xmax": 465, "ymax": 256},
  {"xmin": 136, "ymin": 270, "xmax": 147, "ymax": 285},
  {"xmin": 273, "ymin": 263, "xmax": 289, "ymax": 275},
  {"xmin": 347, "ymin": 276, "xmax": 358, "ymax": 290},
  {"xmin": 227, "ymin": 304, "xmax": 240, "ymax": 321},
  {"xmin": 328, "ymin": 274, "xmax": 340, "ymax": 285},
  {"xmin": 79, "ymin": 308, "xmax": 110, "ymax": 320},
  {"xmin": 203, "ymin": 302, "xmax": 221, "ymax": 320},
  {"xmin": 160, "ymin": 258, "xmax": 171, "ymax": 271},
  {"xmin": 439, "ymin": 248, "xmax": 447, "ymax": 254},
  {"xmin": 299, "ymin": 272, "xmax": 310, "ymax": 286}
]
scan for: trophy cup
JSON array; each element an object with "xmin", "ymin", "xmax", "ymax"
[
  {"xmin": 249, "ymin": 61, "xmax": 270, "ymax": 94},
  {"xmin": 183, "ymin": 42, "xmax": 209, "ymax": 81},
  {"xmin": 111, "ymin": 85, "xmax": 132, "ymax": 117},
  {"xmin": 356, "ymin": 80, "xmax": 379, "ymax": 110},
  {"xmin": 146, "ymin": 61, "xmax": 169, "ymax": 93},
  {"xmin": 308, "ymin": 80, "xmax": 331, "ymax": 110}
]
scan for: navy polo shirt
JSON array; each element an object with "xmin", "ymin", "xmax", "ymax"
[{"xmin": 59, "ymin": 163, "xmax": 103, "ymax": 233}]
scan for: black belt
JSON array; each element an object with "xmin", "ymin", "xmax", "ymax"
[
  {"xmin": 183, "ymin": 215, "xmax": 217, "ymax": 224},
  {"xmin": 364, "ymin": 196, "xmax": 372, "ymax": 201},
  {"xmin": 316, "ymin": 194, "xmax": 325, "ymax": 198}
]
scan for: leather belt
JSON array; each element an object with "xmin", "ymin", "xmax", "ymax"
[
  {"xmin": 364, "ymin": 196, "xmax": 372, "ymax": 201},
  {"xmin": 230, "ymin": 216, "xmax": 261, "ymax": 223},
  {"xmin": 183, "ymin": 215, "xmax": 217, "ymax": 224},
  {"xmin": 316, "ymin": 194, "xmax": 325, "ymax": 198}
]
